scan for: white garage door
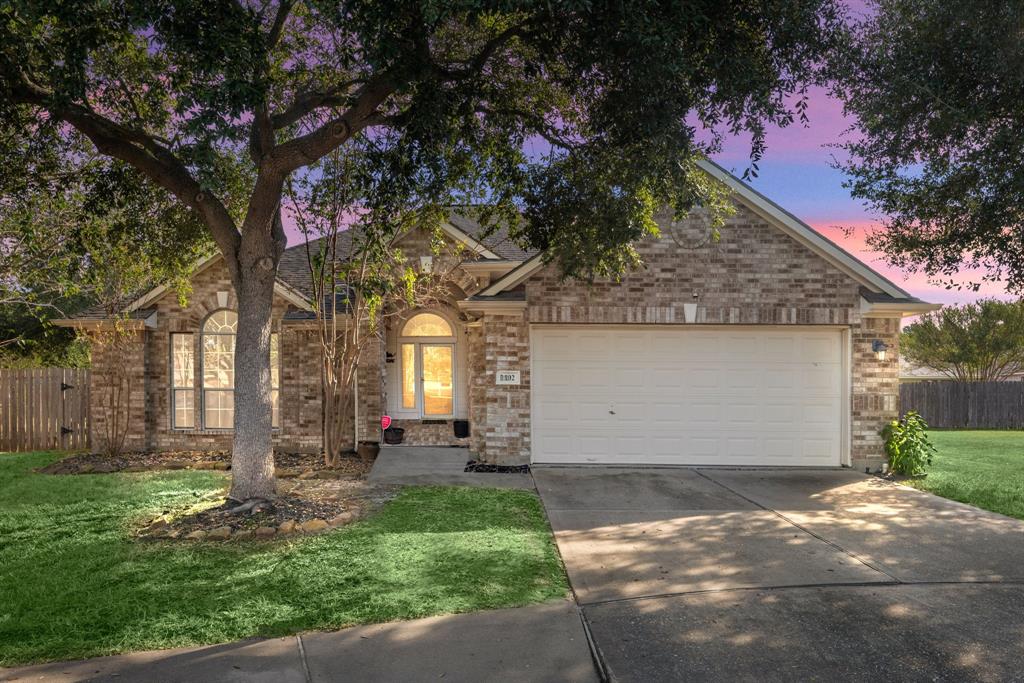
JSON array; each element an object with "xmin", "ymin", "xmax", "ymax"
[{"xmin": 531, "ymin": 326, "xmax": 845, "ymax": 466}]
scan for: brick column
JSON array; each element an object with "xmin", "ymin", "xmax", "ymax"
[
  {"xmin": 851, "ymin": 316, "xmax": 901, "ymax": 472},
  {"xmin": 473, "ymin": 313, "xmax": 531, "ymax": 464}
]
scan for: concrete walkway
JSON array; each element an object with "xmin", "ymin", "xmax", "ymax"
[
  {"xmin": 534, "ymin": 467, "xmax": 1024, "ymax": 682},
  {"xmin": 367, "ymin": 446, "xmax": 534, "ymax": 489},
  {"xmin": 0, "ymin": 601, "xmax": 597, "ymax": 683}
]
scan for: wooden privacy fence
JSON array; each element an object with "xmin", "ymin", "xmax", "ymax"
[
  {"xmin": 900, "ymin": 381, "xmax": 1024, "ymax": 430},
  {"xmin": 0, "ymin": 368, "xmax": 90, "ymax": 452}
]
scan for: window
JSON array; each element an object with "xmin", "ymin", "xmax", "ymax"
[
  {"xmin": 270, "ymin": 333, "xmax": 280, "ymax": 428},
  {"xmin": 202, "ymin": 310, "xmax": 237, "ymax": 429},
  {"xmin": 171, "ymin": 334, "xmax": 194, "ymax": 428},
  {"xmin": 402, "ymin": 313, "xmax": 452, "ymax": 337},
  {"xmin": 399, "ymin": 312, "xmax": 455, "ymax": 417},
  {"xmin": 198, "ymin": 310, "xmax": 279, "ymax": 430}
]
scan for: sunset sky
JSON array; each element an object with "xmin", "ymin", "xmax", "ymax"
[{"xmin": 707, "ymin": 86, "xmax": 1009, "ymax": 306}]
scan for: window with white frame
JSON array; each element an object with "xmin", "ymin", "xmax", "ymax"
[
  {"xmin": 202, "ymin": 310, "xmax": 237, "ymax": 429},
  {"xmin": 399, "ymin": 312, "xmax": 455, "ymax": 418},
  {"xmin": 182, "ymin": 310, "xmax": 280, "ymax": 430},
  {"xmin": 171, "ymin": 333, "xmax": 194, "ymax": 428}
]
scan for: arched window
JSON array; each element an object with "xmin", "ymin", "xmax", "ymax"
[
  {"xmin": 199, "ymin": 310, "xmax": 280, "ymax": 430},
  {"xmin": 202, "ymin": 310, "xmax": 237, "ymax": 429},
  {"xmin": 399, "ymin": 312, "xmax": 455, "ymax": 416}
]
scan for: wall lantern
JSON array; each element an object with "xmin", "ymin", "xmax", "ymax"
[{"xmin": 871, "ymin": 339, "xmax": 889, "ymax": 361}]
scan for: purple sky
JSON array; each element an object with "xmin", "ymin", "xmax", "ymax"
[{"xmin": 707, "ymin": 87, "xmax": 1008, "ymax": 306}]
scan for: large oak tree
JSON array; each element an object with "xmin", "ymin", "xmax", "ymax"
[
  {"xmin": 832, "ymin": 0, "xmax": 1024, "ymax": 293},
  {"xmin": 1, "ymin": 1, "xmax": 842, "ymax": 502}
]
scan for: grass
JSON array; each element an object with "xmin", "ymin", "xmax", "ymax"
[
  {"xmin": 0, "ymin": 452, "xmax": 567, "ymax": 667},
  {"xmin": 908, "ymin": 431, "xmax": 1024, "ymax": 520}
]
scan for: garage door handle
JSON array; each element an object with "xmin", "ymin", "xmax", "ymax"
[{"xmin": 608, "ymin": 410, "xmax": 616, "ymax": 415}]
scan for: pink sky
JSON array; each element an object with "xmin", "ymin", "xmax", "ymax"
[{"xmin": 705, "ymin": 87, "xmax": 1010, "ymax": 306}]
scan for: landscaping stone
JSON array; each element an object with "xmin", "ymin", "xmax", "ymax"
[
  {"xmin": 315, "ymin": 470, "xmax": 341, "ymax": 480},
  {"xmin": 276, "ymin": 467, "xmax": 301, "ymax": 478},
  {"xmin": 164, "ymin": 460, "xmax": 188, "ymax": 470},
  {"xmin": 329, "ymin": 512, "xmax": 354, "ymax": 527},
  {"xmin": 255, "ymin": 526, "xmax": 277, "ymax": 538},
  {"xmin": 278, "ymin": 519, "xmax": 297, "ymax": 534},
  {"xmin": 93, "ymin": 462, "xmax": 117, "ymax": 473},
  {"xmin": 233, "ymin": 530, "xmax": 253, "ymax": 541},
  {"xmin": 208, "ymin": 526, "xmax": 233, "ymax": 541},
  {"xmin": 194, "ymin": 461, "xmax": 220, "ymax": 470},
  {"xmin": 298, "ymin": 470, "xmax": 318, "ymax": 480},
  {"xmin": 300, "ymin": 519, "xmax": 329, "ymax": 533},
  {"xmin": 185, "ymin": 530, "xmax": 207, "ymax": 541},
  {"xmin": 122, "ymin": 465, "xmax": 148, "ymax": 473}
]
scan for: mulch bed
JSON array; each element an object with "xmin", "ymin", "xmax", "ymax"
[
  {"xmin": 137, "ymin": 473, "xmax": 398, "ymax": 542},
  {"xmin": 464, "ymin": 461, "xmax": 531, "ymax": 474},
  {"xmin": 38, "ymin": 450, "xmax": 373, "ymax": 479}
]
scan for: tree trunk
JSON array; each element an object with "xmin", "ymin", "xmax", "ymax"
[{"xmin": 228, "ymin": 224, "xmax": 284, "ymax": 501}]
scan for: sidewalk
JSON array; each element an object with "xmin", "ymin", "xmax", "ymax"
[{"xmin": 1, "ymin": 600, "xmax": 596, "ymax": 683}]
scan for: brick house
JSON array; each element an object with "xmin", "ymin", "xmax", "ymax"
[{"xmin": 58, "ymin": 160, "xmax": 938, "ymax": 472}]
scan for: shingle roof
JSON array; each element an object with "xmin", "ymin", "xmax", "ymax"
[
  {"xmin": 858, "ymin": 287, "xmax": 928, "ymax": 305},
  {"xmin": 276, "ymin": 210, "xmax": 536, "ymax": 296}
]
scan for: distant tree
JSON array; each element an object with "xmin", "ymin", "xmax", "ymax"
[
  {"xmin": 2, "ymin": 0, "xmax": 843, "ymax": 502},
  {"xmin": 831, "ymin": 0, "xmax": 1024, "ymax": 292},
  {"xmin": 900, "ymin": 300, "xmax": 1024, "ymax": 382}
]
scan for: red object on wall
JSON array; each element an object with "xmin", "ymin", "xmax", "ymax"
[{"xmin": 381, "ymin": 415, "xmax": 392, "ymax": 431}]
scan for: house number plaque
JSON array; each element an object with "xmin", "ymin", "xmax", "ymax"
[{"xmin": 496, "ymin": 370, "xmax": 521, "ymax": 385}]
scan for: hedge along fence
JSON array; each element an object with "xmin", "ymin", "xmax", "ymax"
[{"xmin": 900, "ymin": 381, "xmax": 1024, "ymax": 429}]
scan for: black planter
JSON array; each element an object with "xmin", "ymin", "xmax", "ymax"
[
  {"xmin": 383, "ymin": 427, "xmax": 405, "ymax": 445},
  {"xmin": 453, "ymin": 420, "xmax": 470, "ymax": 439}
]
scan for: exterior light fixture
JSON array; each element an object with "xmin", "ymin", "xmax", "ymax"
[{"xmin": 872, "ymin": 339, "xmax": 889, "ymax": 361}]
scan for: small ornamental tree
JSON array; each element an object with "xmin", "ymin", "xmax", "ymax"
[
  {"xmin": 901, "ymin": 299, "xmax": 1024, "ymax": 382},
  {"xmin": 1, "ymin": 1, "xmax": 843, "ymax": 503},
  {"xmin": 287, "ymin": 152, "xmax": 470, "ymax": 466}
]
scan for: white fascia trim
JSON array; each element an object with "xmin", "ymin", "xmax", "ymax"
[
  {"xmin": 440, "ymin": 220, "xmax": 501, "ymax": 260},
  {"xmin": 479, "ymin": 254, "xmax": 545, "ymax": 296},
  {"xmin": 127, "ymin": 252, "xmax": 314, "ymax": 313},
  {"xmin": 126, "ymin": 253, "xmax": 222, "ymax": 311},
  {"xmin": 697, "ymin": 159, "xmax": 912, "ymax": 299},
  {"xmin": 860, "ymin": 298, "xmax": 942, "ymax": 318},
  {"xmin": 273, "ymin": 280, "xmax": 314, "ymax": 310},
  {"xmin": 459, "ymin": 260, "xmax": 523, "ymax": 274},
  {"xmin": 456, "ymin": 299, "xmax": 528, "ymax": 314},
  {"xmin": 478, "ymin": 160, "xmax": 930, "ymax": 302}
]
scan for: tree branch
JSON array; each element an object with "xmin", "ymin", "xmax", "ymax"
[{"xmin": 10, "ymin": 78, "xmax": 242, "ymax": 262}]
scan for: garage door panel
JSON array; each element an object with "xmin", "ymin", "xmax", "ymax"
[{"xmin": 531, "ymin": 326, "xmax": 844, "ymax": 466}]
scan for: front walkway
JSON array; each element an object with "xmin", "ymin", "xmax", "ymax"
[
  {"xmin": 367, "ymin": 446, "xmax": 534, "ymax": 489},
  {"xmin": 534, "ymin": 467, "xmax": 1024, "ymax": 682},
  {"xmin": 0, "ymin": 601, "xmax": 596, "ymax": 683}
]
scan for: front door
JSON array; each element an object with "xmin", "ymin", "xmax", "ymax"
[
  {"xmin": 421, "ymin": 344, "xmax": 454, "ymax": 416},
  {"xmin": 401, "ymin": 342, "xmax": 454, "ymax": 418}
]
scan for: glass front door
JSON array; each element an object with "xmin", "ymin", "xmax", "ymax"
[
  {"xmin": 421, "ymin": 344, "xmax": 453, "ymax": 416},
  {"xmin": 400, "ymin": 342, "xmax": 454, "ymax": 417}
]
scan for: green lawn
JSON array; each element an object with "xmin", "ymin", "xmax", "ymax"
[
  {"xmin": 0, "ymin": 452, "xmax": 567, "ymax": 667},
  {"xmin": 910, "ymin": 431, "xmax": 1024, "ymax": 520}
]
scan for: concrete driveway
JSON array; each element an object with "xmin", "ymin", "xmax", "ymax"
[{"xmin": 534, "ymin": 467, "xmax": 1024, "ymax": 682}]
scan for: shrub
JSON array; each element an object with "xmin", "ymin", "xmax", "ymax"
[{"xmin": 881, "ymin": 411, "xmax": 936, "ymax": 476}]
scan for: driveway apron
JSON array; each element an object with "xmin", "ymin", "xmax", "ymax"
[{"xmin": 534, "ymin": 466, "xmax": 1024, "ymax": 682}]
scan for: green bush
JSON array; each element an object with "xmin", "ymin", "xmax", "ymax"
[{"xmin": 881, "ymin": 411, "xmax": 936, "ymax": 476}]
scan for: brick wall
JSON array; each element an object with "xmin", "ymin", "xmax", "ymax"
[
  {"xmin": 470, "ymin": 205, "xmax": 898, "ymax": 466},
  {"xmin": 87, "ymin": 259, "xmax": 324, "ymax": 453},
  {"xmin": 89, "ymin": 329, "xmax": 148, "ymax": 452},
  {"xmin": 851, "ymin": 316, "xmax": 901, "ymax": 471},
  {"xmin": 471, "ymin": 314, "xmax": 531, "ymax": 464}
]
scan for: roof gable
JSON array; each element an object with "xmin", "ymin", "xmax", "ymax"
[{"xmin": 480, "ymin": 160, "xmax": 931, "ymax": 307}]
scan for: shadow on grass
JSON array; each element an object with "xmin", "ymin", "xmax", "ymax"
[{"xmin": 0, "ymin": 454, "xmax": 567, "ymax": 666}]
